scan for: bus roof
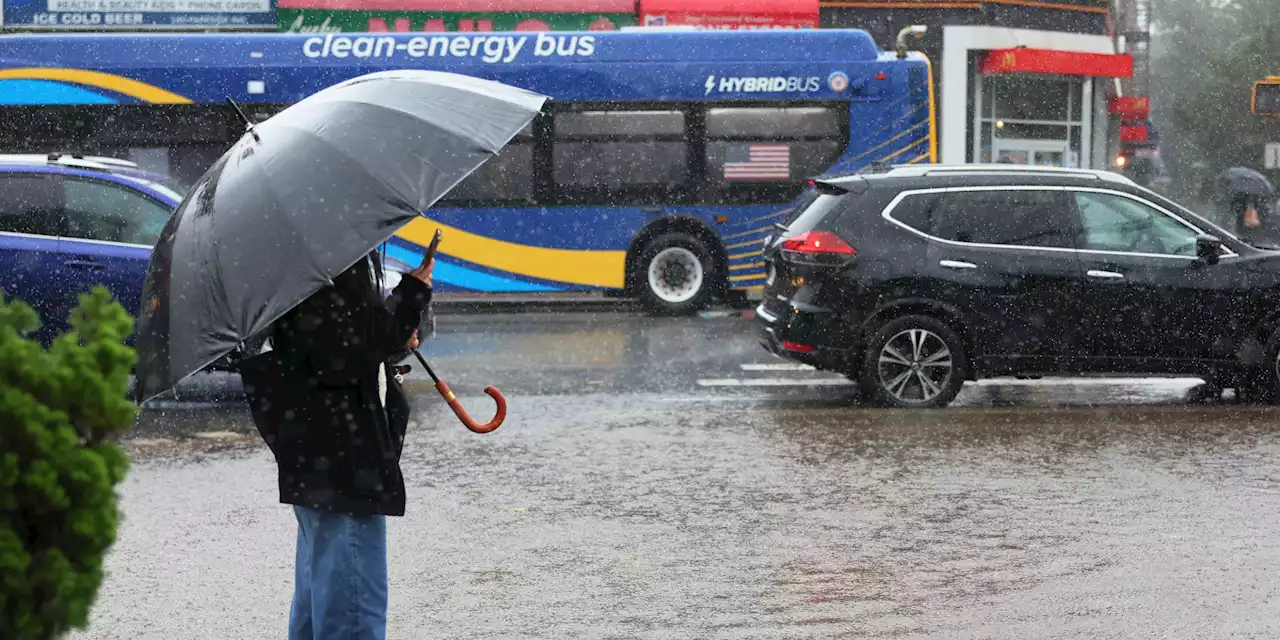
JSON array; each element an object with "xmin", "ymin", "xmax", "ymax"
[
  {"xmin": 0, "ymin": 29, "xmax": 883, "ymax": 67},
  {"xmin": 0, "ymin": 30, "xmax": 923, "ymax": 105}
]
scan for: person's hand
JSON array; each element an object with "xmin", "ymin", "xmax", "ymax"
[
  {"xmin": 406, "ymin": 329, "xmax": 420, "ymax": 350},
  {"xmin": 407, "ymin": 257, "xmax": 433, "ymax": 287}
]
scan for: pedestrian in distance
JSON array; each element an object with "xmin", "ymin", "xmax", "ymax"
[{"xmin": 238, "ymin": 250, "xmax": 434, "ymax": 640}]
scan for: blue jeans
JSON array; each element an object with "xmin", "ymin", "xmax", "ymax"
[{"xmin": 289, "ymin": 505, "xmax": 388, "ymax": 640}]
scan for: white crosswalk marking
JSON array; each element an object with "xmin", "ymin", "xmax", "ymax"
[
  {"xmin": 739, "ymin": 363, "xmax": 815, "ymax": 371},
  {"xmin": 697, "ymin": 378, "xmax": 853, "ymax": 387},
  {"xmin": 710, "ymin": 365, "xmax": 1204, "ymax": 391},
  {"xmin": 698, "ymin": 361, "xmax": 850, "ymax": 387}
]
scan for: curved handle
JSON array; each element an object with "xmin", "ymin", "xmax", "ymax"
[{"xmin": 435, "ymin": 380, "xmax": 506, "ymax": 433}]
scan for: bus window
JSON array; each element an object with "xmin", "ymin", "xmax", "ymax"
[
  {"xmin": 0, "ymin": 104, "xmax": 241, "ymax": 186},
  {"xmin": 703, "ymin": 106, "xmax": 848, "ymax": 204},
  {"xmin": 438, "ymin": 122, "xmax": 535, "ymax": 205},
  {"xmin": 705, "ymin": 107, "xmax": 842, "ymax": 138},
  {"xmin": 551, "ymin": 109, "xmax": 690, "ymax": 200},
  {"xmin": 554, "ymin": 110, "xmax": 685, "ymax": 137}
]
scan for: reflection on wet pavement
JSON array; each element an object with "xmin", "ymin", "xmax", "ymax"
[
  {"xmin": 82, "ymin": 398, "xmax": 1280, "ymax": 639},
  {"xmin": 75, "ymin": 314, "xmax": 1280, "ymax": 638}
]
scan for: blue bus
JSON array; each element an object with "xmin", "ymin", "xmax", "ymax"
[{"xmin": 0, "ymin": 29, "xmax": 935, "ymax": 314}]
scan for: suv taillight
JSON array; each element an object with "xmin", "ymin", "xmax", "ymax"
[{"xmin": 779, "ymin": 231, "xmax": 855, "ymax": 266}]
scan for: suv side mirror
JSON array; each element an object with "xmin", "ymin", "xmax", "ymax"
[{"xmin": 1195, "ymin": 234, "xmax": 1223, "ymax": 265}]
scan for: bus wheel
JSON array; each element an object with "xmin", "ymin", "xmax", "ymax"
[{"xmin": 637, "ymin": 232, "xmax": 717, "ymax": 316}]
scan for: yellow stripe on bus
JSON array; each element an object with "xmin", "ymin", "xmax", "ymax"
[
  {"xmin": 397, "ymin": 217, "xmax": 627, "ymax": 288},
  {"xmin": 0, "ymin": 68, "xmax": 192, "ymax": 103}
]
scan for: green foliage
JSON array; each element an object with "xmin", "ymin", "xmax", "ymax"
[{"xmin": 0, "ymin": 287, "xmax": 137, "ymax": 640}]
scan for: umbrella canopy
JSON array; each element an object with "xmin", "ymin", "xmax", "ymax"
[
  {"xmin": 134, "ymin": 70, "xmax": 546, "ymax": 403},
  {"xmin": 1219, "ymin": 166, "xmax": 1276, "ymax": 197}
]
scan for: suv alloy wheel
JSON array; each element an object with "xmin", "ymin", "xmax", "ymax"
[{"xmin": 861, "ymin": 315, "xmax": 968, "ymax": 408}]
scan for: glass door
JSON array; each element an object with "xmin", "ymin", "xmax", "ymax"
[{"xmin": 992, "ymin": 138, "xmax": 1070, "ymax": 167}]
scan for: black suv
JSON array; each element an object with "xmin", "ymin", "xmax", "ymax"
[{"xmin": 757, "ymin": 164, "xmax": 1280, "ymax": 408}]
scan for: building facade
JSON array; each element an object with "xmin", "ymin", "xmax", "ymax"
[{"xmin": 822, "ymin": 0, "xmax": 1132, "ymax": 171}]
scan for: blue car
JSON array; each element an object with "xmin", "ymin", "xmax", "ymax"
[
  {"xmin": 1, "ymin": 153, "xmax": 424, "ymax": 359},
  {"xmin": 0, "ymin": 154, "xmax": 183, "ymax": 346}
]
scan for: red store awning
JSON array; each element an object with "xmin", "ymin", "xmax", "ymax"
[
  {"xmin": 638, "ymin": 0, "xmax": 819, "ymax": 29},
  {"xmin": 980, "ymin": 48, "xmax": 1133, "ymax": 78}
]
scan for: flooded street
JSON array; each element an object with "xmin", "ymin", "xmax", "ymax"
[{"xmin": 77, "ymin": 313, "xmax": 1280, "ymax": 639}]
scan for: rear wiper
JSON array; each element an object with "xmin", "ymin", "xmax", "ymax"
[{"xmin": 773, "ymin": 222, "xmax": 789, "ymax": 233}]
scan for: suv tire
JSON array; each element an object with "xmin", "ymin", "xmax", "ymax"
[
  {"xmin": 636, "ymin": 232, "xmax": 717, "ymax": 316},
  {"xmin": 860, "ymin": 315, "xmax": 968, "ymax": 409},
  {"xmin": 1236, "ymin": 328, "xmax": 1280, "ymax": 403}
]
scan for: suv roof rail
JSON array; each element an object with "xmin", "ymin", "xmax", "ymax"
[
  {"xmin": 871, "ymin": 163, "xmax": 1136, "ymax": 185},
  {"xmin": 0, "ymin": 153, "xmax": 140, "ymax": 172}
]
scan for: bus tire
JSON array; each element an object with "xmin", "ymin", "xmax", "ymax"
[{"xmin": 636, "ymin": 232, "xmax": 717, "ymax": 316}]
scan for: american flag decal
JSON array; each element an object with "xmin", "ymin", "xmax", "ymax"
[{"xmin": 723, "ymin": 143, "xmax": 790, "ymax": 181}]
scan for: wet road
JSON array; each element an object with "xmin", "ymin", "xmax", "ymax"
[{"xmin": 74, "ymin": 313, "xmax": 1280, "ymax": 639}]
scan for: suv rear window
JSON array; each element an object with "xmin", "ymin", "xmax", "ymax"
[
  {"xmin": 930, "ymin": 189, "xmax": 1077, "ymax": 248},
  {"xmin": 785, "ymin": 193, "xmax": 846, "ymax": 236},
  {"xmin": 780, "ymin": 187, "xmax": 822, "ymax": 227},
  {"xmin": 888, "ymin": 192, "xmax": 940, "ymax": 232}
]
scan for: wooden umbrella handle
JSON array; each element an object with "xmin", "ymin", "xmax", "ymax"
[{"xmin": 435, "ymin": 380, "xmax": 506, "ymax": 433}]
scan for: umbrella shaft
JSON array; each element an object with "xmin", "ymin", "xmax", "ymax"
[{"xmin": 411, "ymin": 348, "xmax": 440, "ymax": 383}]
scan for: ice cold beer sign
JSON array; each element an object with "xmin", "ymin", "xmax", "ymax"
[
  {"xmin": 301, "ymin": 33, "xmax": 597, "ymax": 63},
  {"xmin": 10, "ymin": 0, "xmax": 274, "ymax": 27}
]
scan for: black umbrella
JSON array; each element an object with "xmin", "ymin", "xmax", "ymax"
[
  {"xmin": 134, "ymin": 70, "xmax": 546, "ymax": 406},
  {"xmin": 1219, "ymin": 166, "xmax": 1276, "ymax": 197}
]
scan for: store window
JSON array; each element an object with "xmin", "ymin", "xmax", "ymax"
[{"xmin": 976, "ymin": 74, "xmax": 1086, "ymax": 168}]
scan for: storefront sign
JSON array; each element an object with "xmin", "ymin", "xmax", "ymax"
[
  {"xmin": 980, "ymin": 48, "xmax": 1133, "ymax": 78},
  {"xmin": 277, "ymin": 0, "xmax": 633, "ymax": 32},
  {"xmin": 1119, "ymin": 123, "xmax": 1149, "ymax": 142},
  {"xmin": 637, "ymin": 0, "xmax": 817, "ymax": 30},
  {"xmin": 3, "ymin": 0, "xmax": 276, "ymax": 28},
  {"xmin": 1108, "ymin": 95, "xmax": 1150, "ymax": 119}
]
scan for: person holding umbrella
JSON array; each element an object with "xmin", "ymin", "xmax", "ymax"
[
  {"xmin": 251, "ymin": 248, "xmax": 433, "ymax": 639},
  {"xmin": 1218, "ymin": 166, "xmax": 1276, "ymax": 242},
  {"xmin": 132, "ymin": 70, "xmax": 542, "ymax": 638}
]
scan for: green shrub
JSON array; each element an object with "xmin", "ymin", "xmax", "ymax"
[{"xmin": 0, "ymin": 287, "xmax": 137, "ymax": 640}]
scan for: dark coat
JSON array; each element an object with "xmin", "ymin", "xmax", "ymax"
[{"xmin": 238, "ymin": 258, "xmax": 431, "ymax": 516}]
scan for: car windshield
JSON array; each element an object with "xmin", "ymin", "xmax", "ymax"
[
  {"xmin": 156, "ymin": 177, "xmax": 189, "ymax": 198},
  {"xmin": 146, "ymin": 180, "xmax": 186, "ymax": 203},
  {"xmin": 1137, "ymin": 186, "xmax": 1277, "ymax": 250}
]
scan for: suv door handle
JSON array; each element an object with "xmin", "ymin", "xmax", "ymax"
[
  {"xmin": 64, "ymin": 260, "xmax": 105, "ymax": 271},
  {"xmin": 939, "ymin": 260, "xmax": 977, "ymax": 270},
  {"xmin": 1086, "ymin": 269, "xmax": 1125, "ymax": 280}
]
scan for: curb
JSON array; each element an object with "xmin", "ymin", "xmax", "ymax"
[
  {"xmin": 430, "ymin": 295, "xmax": 759, "ymax": 318},
  {"xmin": 698, "ymin": 309, "xmax": 757, "ymax": 320},
  {"xmin": 430, "ymin": 297, "xmax": 639, "ymax": 315}
]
